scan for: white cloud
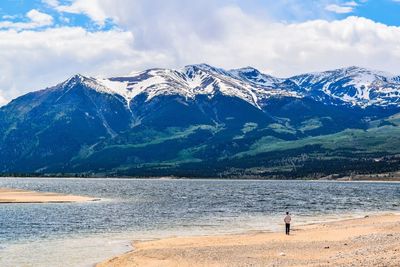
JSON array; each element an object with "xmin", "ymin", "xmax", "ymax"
[
  {"xmin": 0, "ymin": 9, "xmax": 53, "ymax": 30},
  {"xmin": 41, "ymin": 0, "xmax": 60, "ymax": 7},
  {"xmin": 54, "ymin": 0, "xmax": 108, "ymax": 26},
  {"xmin": 27, "ymin": 9, "xmax": 54, "ymax": 25},
  {"xmin": 2, "ymin": 15, "xmax": 20, "ymax": 20},
  {"xmin": 325, "ymin": 4, "xmax": 354, "ymax": 14},
  {"xmin": 324, "ymin": 0, "xmax": 362, "ymax": 14},
  {"xmin": 91, "ymin": 1, "xmax": 400, "ymax": 75},
  {"xmin": 344, "ymin": 1, "xmax": 359, "ymax": 7}
]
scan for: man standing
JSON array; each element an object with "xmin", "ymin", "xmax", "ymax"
[{"xmin": 284, "ymin": 212, "xmax": 291, "ymax": 235}]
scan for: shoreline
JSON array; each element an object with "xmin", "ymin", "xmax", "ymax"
[
  {"xmin": 0, "ymin": 188, "xmax": 98, "ymax": 203},
  {"xmin": 3, "ymin": 177, "xmax": 400, "ymax": 185},
  {"xmin": 97, "ymin": 213, "xmax": 400, "ymax": 267},
  {"xmin": 2, "ymin": 175, "xmax": 400, "ymax": 182}
]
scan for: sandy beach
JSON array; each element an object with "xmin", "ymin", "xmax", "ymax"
[
  {"xmin": 98, "ymin": 214, "xmax": 400, "ymax": 267},
  {"xmin": 0, "ymin": 188, "xmax": 97, "ymax": 203}
]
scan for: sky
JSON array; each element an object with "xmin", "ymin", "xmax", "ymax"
[{"xmin": 0, "ymin": 0, "xmax": 400, "ymax": 105}]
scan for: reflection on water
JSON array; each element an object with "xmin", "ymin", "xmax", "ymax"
[{"xmin": 0, "ymin": 178, "xmax": 399, "ymax": 266}]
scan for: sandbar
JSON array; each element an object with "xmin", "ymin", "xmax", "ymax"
[
  {"xmin": 98, "ymin": 213, "xmax": 400, "ymax": 267},
  {"xmin": 0, "ymin": 188, "xmax": 98, "ymax": 203}
]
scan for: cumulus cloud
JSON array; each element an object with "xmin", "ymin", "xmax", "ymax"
[
  {"xmin": 0, "ymin": 9, "xmax": 53, "ymax": 30},
  {"xmin": 27, "ymin": 9, "xmax": 54, "ymax": 25},
  {"xmin": 52, "ymin": 0, "xmax": 108, "ymax": 26},
  {"xmin": 1, "ymin": 1, "xmax": 400, "ymax": 106},
  {"xmin": 0, "ymin": 27, "xmax": 165, "ymax": 103},
  {"xmin": 91, "ymin": 1, "xmax": 400, "ymax": 76}
]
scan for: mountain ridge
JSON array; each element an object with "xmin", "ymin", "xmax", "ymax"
[
  {"xmin": 0, "ymin": 64, "xmax": 399, "ymax": 178},
  {"xmin": 44, "ymin": 64, "xmax": 400, "ymax": 110}
]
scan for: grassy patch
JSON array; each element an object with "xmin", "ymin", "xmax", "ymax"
[
  {"xmin": 298, "ymin": 118, "xmax": 323, "ymax": 132},
  {"xmin": 267, "ymin": 122, "xmax": 296, "ymax": 134},
  {"xmin": 235, "ymin": 126, "xmax": 400, "ymax": 158}
]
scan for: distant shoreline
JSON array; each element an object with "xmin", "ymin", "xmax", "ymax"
[
  {"xmin": 1, "ymin": 174, "xmax": 400, "ymax": 182},
  {"xmin": 320, "ymin": 173, "xmax": 400, "ymax": 182}
]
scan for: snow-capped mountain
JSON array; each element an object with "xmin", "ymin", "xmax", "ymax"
[
  {"xmin": 85, "ymin": 64, "xmax": 298, "ymax": 109},
  {"xmin": 289, "ymin": 66, "xmax": 400, "ymax": 107},
  {"xmin": 0, "ymin": 64, "xmax": 399, "ymax": 176},
  {"xmin": 58, "ymin": 64, "xmax": 400, "ymax": 109}
]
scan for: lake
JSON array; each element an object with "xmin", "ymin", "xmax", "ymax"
[{"xmin": 0, "ymin": 178, "xmax": 399, "ymax": 266}]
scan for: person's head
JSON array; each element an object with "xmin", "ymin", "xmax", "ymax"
[{"xmin": 286, "ymin": 212, "xmax": 289, "ymax": 215}]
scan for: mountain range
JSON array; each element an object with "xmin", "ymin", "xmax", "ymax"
[{"xmin": 0, "ymin": 64, "xmax": 399, "ymax": 178}]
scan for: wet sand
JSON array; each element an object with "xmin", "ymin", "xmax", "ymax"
[
  {"xmin": 0, "ymin": 188, "xmax": 98, "ymax": 203},
  {"xmin": 98, "ymin": 214, "xmax": 400, "ymax": 267}
]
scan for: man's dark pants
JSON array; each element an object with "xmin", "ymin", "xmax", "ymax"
[{"xmin": 285, "ymin": 223, "xmax": 290, "ymax": 235}]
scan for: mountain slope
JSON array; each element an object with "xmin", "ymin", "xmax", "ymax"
[
  {"xmin": 0, "ymin": 64, "xmax": 399, "ymax": 177},
  {"xmin": 0, "ymin": 75, "xmax": 132, "ymax": 172}
]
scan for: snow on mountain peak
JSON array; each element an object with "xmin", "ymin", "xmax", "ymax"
[
  {"xmin": 184, "ymin": 63, "xmax": 222, "ymax": 72},
  {"xmin": 230, "ymin": 67, "xmax": 283, "ymax": 87},
  {"xmin": 97, "ymin": 65, "xmax": 293, "ymax": 108},
  {"xmin": 289, "ymin": 66, "xmax": 400, "ymax": 107},
  {"xmin": 57, "ymin": 65, "xmax": 400, "ymax": 109},
  {"xmin": 63, "ymin": 74, "xmax": 87, "ymax": 86}
]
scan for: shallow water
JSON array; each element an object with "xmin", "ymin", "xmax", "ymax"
[{"xmin": 0, "ymin": 178, "xmax": 399, "ymax": 266}]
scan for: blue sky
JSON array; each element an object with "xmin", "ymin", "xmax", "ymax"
[
  {"xmin": 1, "ymin": 1, "xmax": 400, "ymax": 30},
  {"xmin": 352, "ymin": 0, "xmax": 400, "ymax": 26},
  {"xmin": 0, "ymin": 0, "xmax": 399, "ymax": 105},
  {"xmin": 0, "ymin": 0, "xmax": 115, "ymax": 30}
]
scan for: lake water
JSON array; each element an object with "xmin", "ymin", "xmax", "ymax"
[{"xmin": 0, "ymin": 178, "xmax": 399, "ymax": 266}]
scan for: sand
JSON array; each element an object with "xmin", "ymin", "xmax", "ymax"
[
  {"xmin": 98, "ymin": 214, "xmax": 400, "ymax": 267},
  {"xmin": 0, "ymin": 188, "xmax": 98, "ymax": 203}
]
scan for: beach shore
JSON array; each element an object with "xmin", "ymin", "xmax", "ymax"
[
  {"xmin": 0, "ymin": 188, "xmax": 98, "ymax": 203},
  {"xmin": 98, "ymin": 213, "xmax": 400, "ymax": 267}
]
